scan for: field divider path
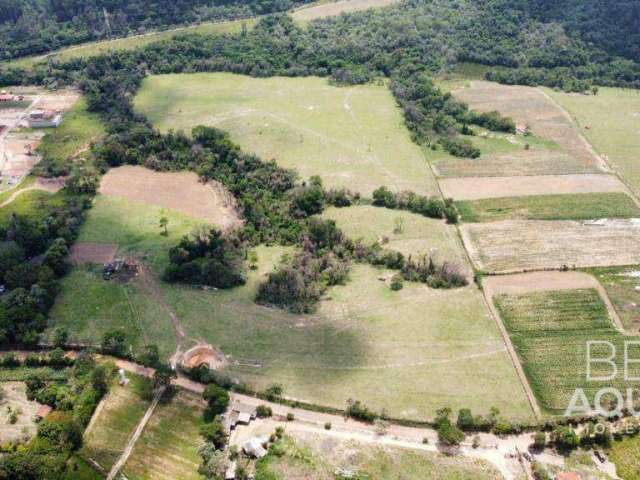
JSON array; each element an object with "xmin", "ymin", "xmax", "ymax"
[
  {"xmin": 479, "ymin": 281, "xmax": 542, "ymax": 421},
  {"xmin": 539, "ymin": 87, "xmax": 640, "ymax": 208},
  {"xmin": 105, "ymin": 386, "xmax": 166, "ymax": 480}
]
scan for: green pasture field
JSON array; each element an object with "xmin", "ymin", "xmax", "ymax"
[
  {"xmin": 47, "ymin": 195, "xmax": 204, "ymax": 357},
  {"xmin": 585, "ymin": 266, "xmax": 640, "ymax": 333},
  {"xmin": 547, "ymin": 87, "xmax": 640, "ymax": 198},
  {"xmin": 133, "ymin": 73, "xmax": 440, "ymax": 197},
  {"xmin": 456, "ymin": 192, "xmax": 640, "ymax": 223},
  {"xmin": 494, "ymin": 289, "xmax": 638, "ymax": 415},
  {"xmin": 48, "ymin": 189, "xmax": 531, "ymax": 421},
  {"xmin": 36, "ymin": 98, "xmax": 106, "ymax": 170},
  {"xmin": 256, "ymin": 434, "xmax": 501, "ymax": 480},
  {"xmin": 321, "ymin": 205, "xmax": 468, "ymax": 266},
  {"xmin": 0, "ymin": 188, "xmax": 69, "ymax": 228},
  {"xmin": 122, "ymin": 389, "xmax": 205, "ymax": 480},
  {"xmin": 80, "ymin": 373, "xmax": 152, "ymax": 472}
]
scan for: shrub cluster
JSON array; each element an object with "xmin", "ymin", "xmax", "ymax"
[
  {"xmin": 164, "ymin": 227, "xmax": 247, "ymax": 288},
  {"xmin": 372, "ymin": 187, "xmax": 458, "ymax": 224}
]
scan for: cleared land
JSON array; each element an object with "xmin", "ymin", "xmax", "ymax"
[
  {"xmin": 0, "ymin": 382, "xmax": 42, "ymax": 443},
  {"xmin": 587, "ymin": 266, "xmax": 640, "ymax": 333},
  {"xmin": 439, "ymin": 174, "xmax": 627, "ymax": 201},
  {"xmin": 291, "ymin": 0, "xmax": 399, "ymax": 22},
  {"xmin": 450, "ymin": 81, "xmax": 605, "ymax": 174},
  {"xmin": 494, "ymin": 289, "xmax": 639, "ymax": 415},
  {"xmin": 80, "ymin": 374, "xmax": 152, "ymax": 472},
  {"xmin": 134, "ymin": 73, "xmax": 439, "ymax": 197},
  {"xmin": 547, "ymin": 87, "xmax": 640, "ymax": 199},
  {"xmin": 455, "ymin": 192, "xmax": 640, "ymax": 222},
  {"xmin": 256, "ymin": 432, "xmax": 501, "ymax": 479},
  {"xmin": 461, "ymin": 219, "xmax": 640, "ymax": 273},
  {"xmin": 49, "ymin": 194, "xmax": 532, "ymax": 421},
  {"xmin": 321, "ymin": 205, "xmax": 469, "ymax": 271},
  {"xmin": 99, "ymin": 165, "xmax": 241, "ymax": 230},
  {"xmin": 69, "ymin": 243, "xmax": 118, "ymax": 265},
  {"xmin": 122, "ymin": 390, "xmax": 205, "ymax": 480}
]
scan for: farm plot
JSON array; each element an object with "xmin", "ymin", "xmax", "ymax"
[
  {"xmin": 494, "ymin": 289, "xmax": 639, "ymax": 415},
  {"xmin": 134, "ymin": 73, "xmax": 439, "ymax": 197},
  {"xmin": 321, "ymin": 205, "xmax": 469, "ymax": 272},
  {"xmin": 68, "ymin": 243, "xmax": 118, "ymax": 265},
  {"xmin": 450, "ymin": 81, "xmax": 604, "ymax": 174},
  {"xmin": 80, "ymin": 374, "xmax": 152, "ymax": 472},
  {"xmin": 439, "ymin": 173, "xmax": 627, "ymax": 201},
  {"xmin": 455, "ymin": 192, "xmax": 640, "ymax": 222},
  {"xmin": 122, "ymin": 389, "xmax": 205, "ymax": 480},
  {"xmin": 0, "ymin": 382, "xmax": 43, "ymax": 443},
  {"xmin": 49, "ymin": 195, "xmax": 532, "ymax": 421},
  {"xmin": 461, "ymin": 219, "xmax": 640, "ymax": 273},
  {"xmin": 99, "ymin": 166, "xmax": 241, "ymax": 230},
  {"xmin": 547, "ymin": 87, "xmax": 640, "ymax": 199},
  {"xmin": 586, "ymin": 266, "xmax": 640, "ymax": 333}
]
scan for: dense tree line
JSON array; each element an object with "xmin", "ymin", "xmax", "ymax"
[
  {"xmin": 0, "ymin": 194, "xmax": 91, "ymax": 346},
  {"xmin": 0, "ymin": 0, "xmax": 314, "ymax": 60}
]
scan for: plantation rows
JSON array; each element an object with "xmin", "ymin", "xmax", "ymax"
[{"xmin": 495, "ymin": 289, "xmax": 640, "ymax": 414}]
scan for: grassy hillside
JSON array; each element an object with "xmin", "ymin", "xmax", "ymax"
[{"xmin": 134, "ymin": 73, "xmax": 440, "ymax": 197}]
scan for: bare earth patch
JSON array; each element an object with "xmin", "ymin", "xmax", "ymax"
[
  {"xmin": 181, "ymin": 343, "xmax": 228, "ymax": 370},
  {"xmin": 0, "ymin": 382, "xmax": 42, "ymax": 443},
  {"xmin": 98, "ymin": 165, "xmax": 241, "ymax": 230},
  {"xmin": 291, "ymin": 0, "xmax": 399, "ymax": 21},
  {"xmin": 461, "ymin": 219, "xmax": 640, "ymax": 273},
  {"xmin": 451, "ymin": 81, "xmax": 605, "ymax": 172},
  {"xmin": 439, "ymin": 173, "xmax": 627, "ymax": 201},
  {"xmin": 69, "ymin": 242, "xmax": 118, "ymax": 265}
]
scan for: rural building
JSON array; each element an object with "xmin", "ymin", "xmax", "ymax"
[
  {"xmin": 242, "ymin": 436, "xmax": 268, "ymax": 458},
  {"xmin": 0, "ymin": 94, "xmax": 15, "ymax": 102},
  {"xmin": 223, "ymin": 402, "xmax": 257, "ymax": 431},
  {"xmin": 35, "ymin": 405, "xmax": 52, "ymax": 421},
  {"xmin": 27, "ymin": 109, "xmax": 62, "ymax": 128}
]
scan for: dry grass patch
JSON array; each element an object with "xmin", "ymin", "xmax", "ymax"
[
  {"xmin": 439, "ymin": 174, "xmax": 626, "ymax": 201},
  {"xmin": 0, "ymin": 382, "xmax": 42, "ymax": 443},
  {"xmin": 291, "ymin": 0, "xmax": 399, "ymax": 22},
  {"xmin": 462, "ymin": 219, "xmax": 640, "ymax": 273},
  {"xmin": 99, "ymin": 165, "xmax": 241, "ymax": 230},
  {"xmin": 451, "ymin": 81, "xmax": 604, "ymax": 173}
]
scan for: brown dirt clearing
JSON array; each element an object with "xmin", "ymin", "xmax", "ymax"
[
  {"xmin": 439, "ymin": 173, "xmax": 627, "ymax": 201},
  {"xmin": 461, "ymin": 219, "xmax": 640, "ymax": 273},
  {"xmin": 69, "ymin": 242, "xmax": 118, "ymax": 264},
  {"xmin": 181, "ymin": 343, "xmax": 228, "ymax": 370},
  {"xmin": 99, "ymin": 166, "xmax": 242, "ymax": 230}
]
